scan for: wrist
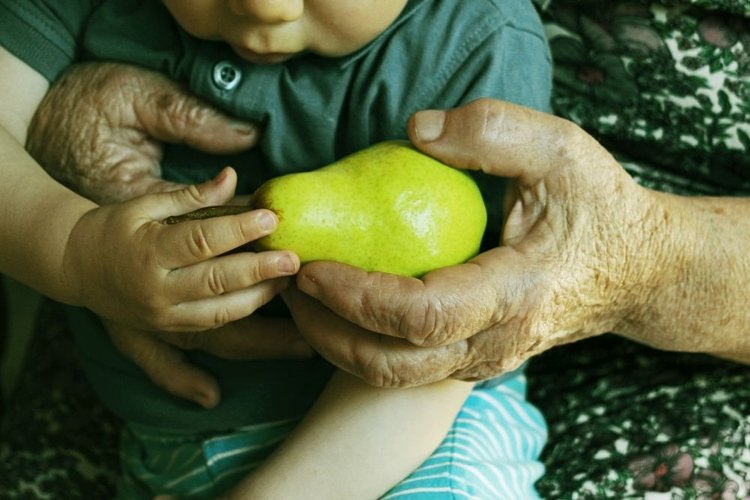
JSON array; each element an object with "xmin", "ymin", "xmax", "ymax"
[
  {"xmin": 611, "ymin": 187, "xmax": 679, "ymax": 338},
  {"xmin": 58, "ymin": 201, "xmax": 99, "ymax": 308},
  {"xmin": 575, "ymin": 179, "xmax": 669, "ymax": 339},
  {"xmin": 612, "ymin": 190, "xmax": 750, "ymax": 354}
]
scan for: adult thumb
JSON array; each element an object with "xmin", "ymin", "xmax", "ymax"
[
  {"xmin": 141, "ymin": 342, "xmax": 222, "ymax": 409},
  {"xmin": 407, "ymin": 98, "xmax": 596, "ymax": 184},
  {"xmin": 134, "ymin": 73, "xmax": 260, "ymax": 154},
  {"xmin": 108, "ymin": 324, "xmax": 221, "ymax": 409}
]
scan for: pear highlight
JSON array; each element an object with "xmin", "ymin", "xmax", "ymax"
[{"xmin": 251, "ymin": 141, "xmax": 487, "ymax": 277}]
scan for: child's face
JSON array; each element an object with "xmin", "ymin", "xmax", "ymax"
[{"xmin": 163, "ymin": 0, "xmax": 409, "ymax": 64}]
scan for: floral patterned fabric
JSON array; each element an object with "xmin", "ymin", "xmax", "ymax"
[
  {"xmin": 539, "ymin": 0, "xmax": 750, "ymax": 196},
  {"xmin": 0, "ymin": 301, "xmax": 120, "ymax": 499},
  {"xmin": 527, "ymin": 336, "xmax": 750, "ymax": 499},
  {"xmin": 527, "ymin": 1, "xmax": 750, "ymax": 498}
]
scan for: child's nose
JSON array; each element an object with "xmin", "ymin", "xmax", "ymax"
[{"xmin": 229, "ymin": 0, "xmax": 304, "ymax": 23}]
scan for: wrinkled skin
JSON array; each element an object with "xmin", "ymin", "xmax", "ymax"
[
  {"xmin": 28, "ymin": 63, "xmax": 311, "ymax": 407},
  {"xmin": 27, "ymin": 62, "xmax": 258, "ymax": 204},
  {"xmin": 290, "ymin": 99, "xmax": 750, "ymax": 387}
]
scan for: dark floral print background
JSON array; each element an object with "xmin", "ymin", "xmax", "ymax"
[
  {"xmin": 528, "ymin": 335, "xmax": 750, "ymax": 499},
  {"xmin": 539, "ymin": 0, "xmax": 750, "ymax": 196}
]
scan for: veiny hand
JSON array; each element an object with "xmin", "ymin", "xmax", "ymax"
[
  {"xmin": 63, "ymin": 167, "xmax": 301, "ymax": 332},
  {"xmin": 292, "ymin": 98, "xmax": 665, "ymax": 387},
  {"xmin": 105, "ymin": 315, "xmax": 312, "ymax": 409},
  {"xmin": 27, "ymin": 62, "xmax": 259, "ymax": 204}
]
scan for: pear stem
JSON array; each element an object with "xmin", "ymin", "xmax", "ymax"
[{"xmin": 163, "ymin": 205, "xmax": 251, "ymax": 224}]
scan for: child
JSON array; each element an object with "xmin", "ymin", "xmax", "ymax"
[{"xmin": 0, "ymin": 0, "xmax": 552, "ymax": 497}]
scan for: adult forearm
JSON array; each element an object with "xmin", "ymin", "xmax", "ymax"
[
  {"xmin": 617, "ymin": 191, "xmax": 750, "ymax": 361},
  {"xmin": 230, "ymin": 370, "xmax": 473, "ymax": 499},
  {"xmin": 0, "ymin": 126, "xmax": 95, "ymax": 304}
]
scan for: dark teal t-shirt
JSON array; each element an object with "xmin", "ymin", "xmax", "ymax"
[{"xmin": 0, "ymin": 0, "xmax": 552, "ymax": 431}]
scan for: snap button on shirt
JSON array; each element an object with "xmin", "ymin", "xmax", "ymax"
[{"xmin": 212, "ymin": 61, "xmax": 241, "ymax": 91}]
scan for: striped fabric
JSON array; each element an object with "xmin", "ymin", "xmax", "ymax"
[
  {"xmin": 383, "ymin": 375, "xmax": 547, "ymax": 499},
  {"xmin": 118, "ymin": 376, "xmax": 547, "ymax": 499},
  {"xmin": 119, "ymin": 418, "xmax": 300, "ymax": 498}
]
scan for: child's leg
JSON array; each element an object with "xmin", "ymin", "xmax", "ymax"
[
  {"xmin": 382, "ymin": 373, "xmax": 547, "ymax": 499},
  {"xmin": 117, "ymin": 419, "xmax": 299, "ymax": 499}
]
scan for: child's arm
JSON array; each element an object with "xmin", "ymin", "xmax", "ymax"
[
  {"xmin": 0, "ymin": 46, "xmax": 297, "ymax": 332},
  {"xmin": 229, "ymin": 369, "xmax": 473, "ymax": 499}
]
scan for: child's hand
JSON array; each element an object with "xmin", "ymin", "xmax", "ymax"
[
  {"xmin": 104, "ymin": 315, "xmax": 313, "ymax": 408},
  {"xmin": 63, "ymin": 167, "xmax": 300, "ymax": 332}
]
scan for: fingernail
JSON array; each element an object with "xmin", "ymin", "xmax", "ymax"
[
  {"xmin": 230, "ymin": 119, "xmax": 256, "ymax": 136},
  {"xmin": 297, "ymin": 272, "xmax": 320, "ymax": 297},
  {"xmin": 414, "ymin": 110, "xmax": 446, "ymax": 143},
  {"xmin": 195, "ymin": 389, "xmax": 218, "ymax": 409},
  {"xmin": 257, "ymin": 211, "xmax": 277, "ymax": 231},
  {"xmin": 277, "ymin": 255, "xmax": 298, "ymax": 274},
  {"xmin": 214, "ymin": 167, "xmax": 229, "ymax": 184}
]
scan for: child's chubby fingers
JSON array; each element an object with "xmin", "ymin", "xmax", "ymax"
[
  {"xmin": 167, "ymin": 250, "xmax": 300, "ymax": 302},
  {"xmin": 169, "ymin": 277, "xmax": 292, "ymax": 331},
  {"xmin": 155, "ymin": 208, "xmax": 281, "ymax": 269}
]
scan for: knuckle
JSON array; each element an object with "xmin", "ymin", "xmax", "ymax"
[
  {"xmin": 187, "ymin": 224, "xmax": 214, "ymax": 259},
  {"xmin": 466, "ymin": 97, "xmax": 493, "ymax": 113},
  {"xmin": 400, "ymin": 297, "xmax": 445, "ymax": 346},
  {"xmin": 238, "ymin": 214, "xmax": 268, "ymax": 245},
  {"xmin": 184, "ymin": 101, "xmax": 213, "ymax": 128},
  {"xmin": 246, "ymin": 261, "xmax": 267, "ymax": 285},
  {"xmin": 155, "ymin": 90, "xmax": 180, "ymax": 117},
  {"xmin": 468, "ymin": 98, "xmax": 497, "ymax": 131},
  {"xmin": 160, "ymin": 91, "xmax": 211, "ymax": 130},
  {"xmin": 356, "ymin": 353, "xmax": 398, "ymax": 388},
  {"xmin": 350, "ymin": 345, "xmax": 422, "ymax": 388},
  {"xmin": 179, "ymin": 183, "xmax": 208, "ymax": 206},
  {"xmin": 207, "ymin": 266, "xmax": 228, "ymax": 296},
  {"xmin": 550, "ymin": 117, "xmax": 590, "ymax": 162},
  {"xmin": 212, "ymin": 306, "xmax": 234, "ymax": 328}
]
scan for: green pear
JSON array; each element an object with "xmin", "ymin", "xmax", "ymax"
[{"xmin": 251, "ymin": 141, "xmax": 486, "ymax": 277}]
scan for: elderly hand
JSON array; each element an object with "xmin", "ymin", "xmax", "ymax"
[
  {"xmin": 27, "ymin": 62, "xmax": 259, "ymax": 204},
  {"xmin": 288, "ymin": 98, "xmax": 675, "ymax": 386}
]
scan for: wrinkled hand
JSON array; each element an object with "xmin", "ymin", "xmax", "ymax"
[
  {"xmin": 63, "ymin": 167, "xmax": 301, "ymax": 332},
  {"xmin": 27, "ymin": 62, "xmax": 259, "ymax": 204},
  {"xmin": 105, "ymin": 315, "xmax": 312, "ymax": 408},
  {"xmin": 292, "ymin": 98, "xmax": 662, "ymax": 387}
]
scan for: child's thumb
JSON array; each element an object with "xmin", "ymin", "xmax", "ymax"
[{"xmin": 142, "ymin": 166, "xmax": 238, "ymax": 221}]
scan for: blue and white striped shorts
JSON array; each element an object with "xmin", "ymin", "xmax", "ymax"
[{"xmin": 118, "ymin": 374, "xmax": 546, "ymax": 499}]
